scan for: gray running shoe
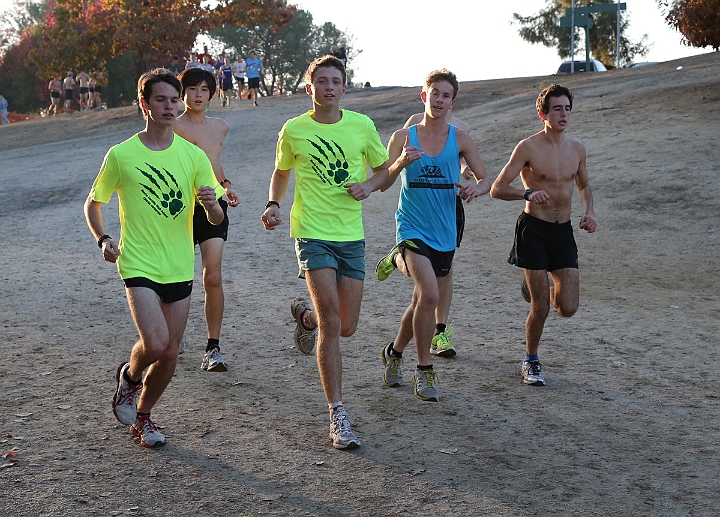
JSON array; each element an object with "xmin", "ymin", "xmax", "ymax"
[
  {"xmin": 381, "ymin": 344, "xmax": 403, "ymax": 387},
  {"xmin": 291, "ymin": 298, "xmax": 317, "ymax": 354},
  {"xmin": 329, "ymin": 406, "xmax": 360, "ymax": 450},
  {"xmin": 201, "ymin": 347, "xmax": 228, "ymax": 372},
  {"xmin": 521, "ymin": 279, "xmax": 531, "ymax": 303},
  {"xmin": 112, "ymin": 362, "xmax": 142, "ymax": 425},
  {"xmin": 178, "ymin": 338, "xmax": 186, "ymax": 354},
  {"xmin": 131, "ymin": 415, "xmax": 167, "ymax": 448},
  {"xmin": 522, "ymin": 360, "xmax": 546, "ymax": 386},
  {"xmin": 412, "ymin": 367, "xmax": 440, "ymax": 402}
]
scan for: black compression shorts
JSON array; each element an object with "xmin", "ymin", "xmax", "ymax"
[{"xmin": 124, "ymin": 277, "xmax": 193, "ymax": 303}]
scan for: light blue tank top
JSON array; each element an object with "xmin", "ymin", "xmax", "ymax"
[{"xmin": 396, "ymin": 124, "xmax": 460, "ymax": 252}]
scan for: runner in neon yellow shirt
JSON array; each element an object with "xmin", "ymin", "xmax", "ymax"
[
  {"xmin": 261, "ymin": 55, "xmax": 390, "ymax": 450},
  {"xmin": 84, "ymin": 69, "xmax": 224, "ymax": 448}
]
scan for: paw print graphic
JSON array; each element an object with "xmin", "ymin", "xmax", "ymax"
[
  {"xmin": 307, "ymin": 135, "xmax": 349, "ymax": 186},
  {"xmin": 137, "ymin": 162, "xmax": 185, "ymax": 219}
]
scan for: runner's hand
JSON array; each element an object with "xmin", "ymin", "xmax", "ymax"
[
  {"xmin": 197, "ymin": 185, "xmax": 218, "ymax": 208},
  {"xmin": 261, "ymin": 206, "xmax": 282, "ymax": 230},
  {"xmin": 102, "ymin": 239, "xmax": 120, "ymax": 263},
  {"xmin": 345, "ymin": 181, "xmax": 373, "ymax": 201},
  {"xmin": 528, "ymin": 189, "xmax": 550, "ymax": 206},
  {"xmin": 579, "ymin": 214, "xmax": 597, "ymax": 233},
  {"xmin": 225, "ymin": 185, "xmax": 240, "ymax": 207},
  {"xmin": 455, "ymin": 182, "xmax": 483, "ymax": 203}
]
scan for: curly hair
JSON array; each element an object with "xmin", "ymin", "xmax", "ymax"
[{"xmin": 536, "ymin": 84, "xmax": 573, "ymax": 114}]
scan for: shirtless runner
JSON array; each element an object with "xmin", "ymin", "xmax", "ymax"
[
  {"xmin": 63, "ymin": 71, "xmax": 75, "ymax": 113},
  {"xmin": 48, "ymin": 76, "xmax": 62, "ymax": 116},
  {"xmin": 490, "ymin": 84, "xmax": 597, "ymax": 386},
  {"xmin": 77, "ymin": 70, "xmax": 90, "ymax": 111},
  {"xmin": 175, "ymin": 67, "xmax": 239, "ymax": 372}
]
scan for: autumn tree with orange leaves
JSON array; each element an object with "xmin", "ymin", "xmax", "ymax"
[
  {"xmin": 659, "ymin": 0, "xmax": 720, "ymax": 50},
  {"xmin": 28, "ymin": 0, "xmax": 295, "ymax": 81}
]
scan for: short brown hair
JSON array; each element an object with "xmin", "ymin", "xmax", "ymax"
[
  {"xmin": 137, "ymin": 68, "xmax": 182, "ymax": 117},
  {"xmin": 423, "ymin": 69, "xmax": 459, "ymax": 100},
  {"xmin": 305, "ymin": 55, "xmax": 346, "ymax": 85},
  {"xmin": 536, "ymin": 84, "xmax": 573, "ymax": 114}
]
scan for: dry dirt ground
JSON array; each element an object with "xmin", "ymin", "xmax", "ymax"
[{"xmin": 1, "ymin": 52, "xmax": 719, "ymax": 516}]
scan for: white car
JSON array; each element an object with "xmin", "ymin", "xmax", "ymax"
[
  {"xmin": 556, "ymin": 60, "xmax": 607, "ymax": 74},
  {"xmin": 627, "ymin": 61, "xmax": 658, "ymax": 68}
]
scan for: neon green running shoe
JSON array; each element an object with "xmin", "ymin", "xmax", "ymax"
[
  {"xmin": 375, "ymin": 245, "xmax": 401, "ymax": 281},
  {"xmin": 431, "ymin": 322, "xmax": 456, "ymax": 357}
]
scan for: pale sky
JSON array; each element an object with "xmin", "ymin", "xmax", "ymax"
[
  {"xmin": 294, "ymin": 0, "xmax": 713, "ymax": 86},
  {"xmin": 1, "ymin": 0, "xmax": 712, "ymax": 87}
]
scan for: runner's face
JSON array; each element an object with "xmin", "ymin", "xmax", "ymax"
[
  {"xmin": 183, "ymin": 80, "xmax": 211, "ymax": 112},
  {"xmin": 541, "ymin": 95, "xmax": 571, "ymax": 131},
  {"xmin": 307, "ymin": 66, "xmax": 346, "ymax": 108},
  {"xmin": 422, "ymin": 80, "xmax": 455, "ymax": 119},
  {"xmin": 142, "ymin": 81, "xmax": 180, "ymax": 127}
]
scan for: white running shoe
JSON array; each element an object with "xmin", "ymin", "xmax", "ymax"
[
  {"xmin": 201, "ymin": 348, "xmax": 228, "ymax": 372},
  {"xmin": 131, "ymin": 415, "xmax": 167, "ymax": 448},
  {"xmin": 112, "ymin": 362, "xmax": 142, "ymax": 425},
  {"xmin": 329, "ymin": 406, "xmax": 360, "ymax": 450}
]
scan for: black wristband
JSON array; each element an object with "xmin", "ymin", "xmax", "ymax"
[
  {"xmin": 220, "ymin": 179, "xmax": 231, "ymax": 186},
  {"xmin": 265, "ymin": 200, "xmax": 280, "ymax": 209},
  {"xmin": 97, "ymin": 234, "xmax": 111, "ymax": 248},
  {"xmin": 524, "ymin": 189, "xmax": 534, "ymax": 201}
]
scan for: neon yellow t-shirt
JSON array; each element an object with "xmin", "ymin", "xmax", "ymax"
[
  {"xmin": 89, "ymin": 134, "xmax": 222, "ymax": 283},
  {"xmin": 275, "ymin": 109, "xmax": 389, "ymax": 241}
]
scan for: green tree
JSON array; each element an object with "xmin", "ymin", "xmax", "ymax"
[
  {"xmin": 210, "ymin": 9, "xmax": 358, "ymax": 95},
  {"xmin": 513, "ymin": 0, "xmax": 650, "ymax": 67},
  {"xmin": 659, "ymin": 0, "xmax": 720, "ymax": 50}
]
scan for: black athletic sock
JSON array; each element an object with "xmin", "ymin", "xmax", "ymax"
[
  {"xmin": 418, "ymin": 364, "xmax": 434, "ymax": 371},
  {"xmin": 206, "ymin": 339, "xmax": 220, "ymax": 353},
  {"xmin": 435, "ymin": 323, "xmax": 446, "ymax": 335},
  {"xmin": 388, "ymin": 343, "xmax": 402, "ymax": 357},
  {"xmin": 123, "ymin": 369, "xmax": 141, "ymax": 387},
  {"xmin": 136, "ymin": 412, "xmax": 150, "ymax": 419}
]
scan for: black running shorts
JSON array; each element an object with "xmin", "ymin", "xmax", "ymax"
[
  {"xmin": 193, "ymin": 198, "xmax": 229, "ymax": 245},
  {"xmin": 508, "ymin": 211, "xmax": 578, "ymax": 271},
  {"xmin": 399, "ymin": 239, "xmax": 455, "ymax": 277}
]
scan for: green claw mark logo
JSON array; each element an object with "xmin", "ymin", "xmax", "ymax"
[
  {"xmin": 307, "ymin": 135, "xmax": 350, "ymax": 186},
  {"xmin": 137, "ymin": 162, "xmax": 185, "ymax": 218}
]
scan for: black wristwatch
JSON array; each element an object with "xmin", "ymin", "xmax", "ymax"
[
  {"xmin": 524, "ymin": 189, "xmax": 534, "ymax": 201},
  {"xmin": 265, "ymin": 200, "xmax": 280, "ymax": 209},
  {"xmin": 97, "ymin": 234, "xmax": 111, "ymax": 248}
]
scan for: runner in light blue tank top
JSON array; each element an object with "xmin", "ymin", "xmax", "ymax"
[{"xmin": 396, "ymin": 124, "xmax": 460, "ymax": 252}]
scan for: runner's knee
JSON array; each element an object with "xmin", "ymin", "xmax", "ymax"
[
  {"xmin": 202, "ymin": 267, "xmax": 222, "ymax": 290},
  {"xmin": 556, "ymin": 302, "xmax": 578, "ymax": 318}
]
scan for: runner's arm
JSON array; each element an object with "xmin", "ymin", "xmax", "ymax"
[
  {"xmin": 197, "ymin": 186, "xmax": 224, "ymax": 225},
  {"xmin": 345, "ymin": 160, "xmax": 391, "ymax": 200},
  {"xmin": 455, "ymin": 132, "xmax": 490, "ymax": 202},
  {"xmin": 575, "ymin": 144, "xmax": 597, "ymax": 233},
  {"xmin": 84, "ymin": 197, "xmax": 120, "ymax": 263},
  {"xmin": 261, "ymin": 168, "xmax": 290, "ymax": 230},
  {"xmin": 381, "ymin": 129, "xmax": 422, "ymax": 192}
]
